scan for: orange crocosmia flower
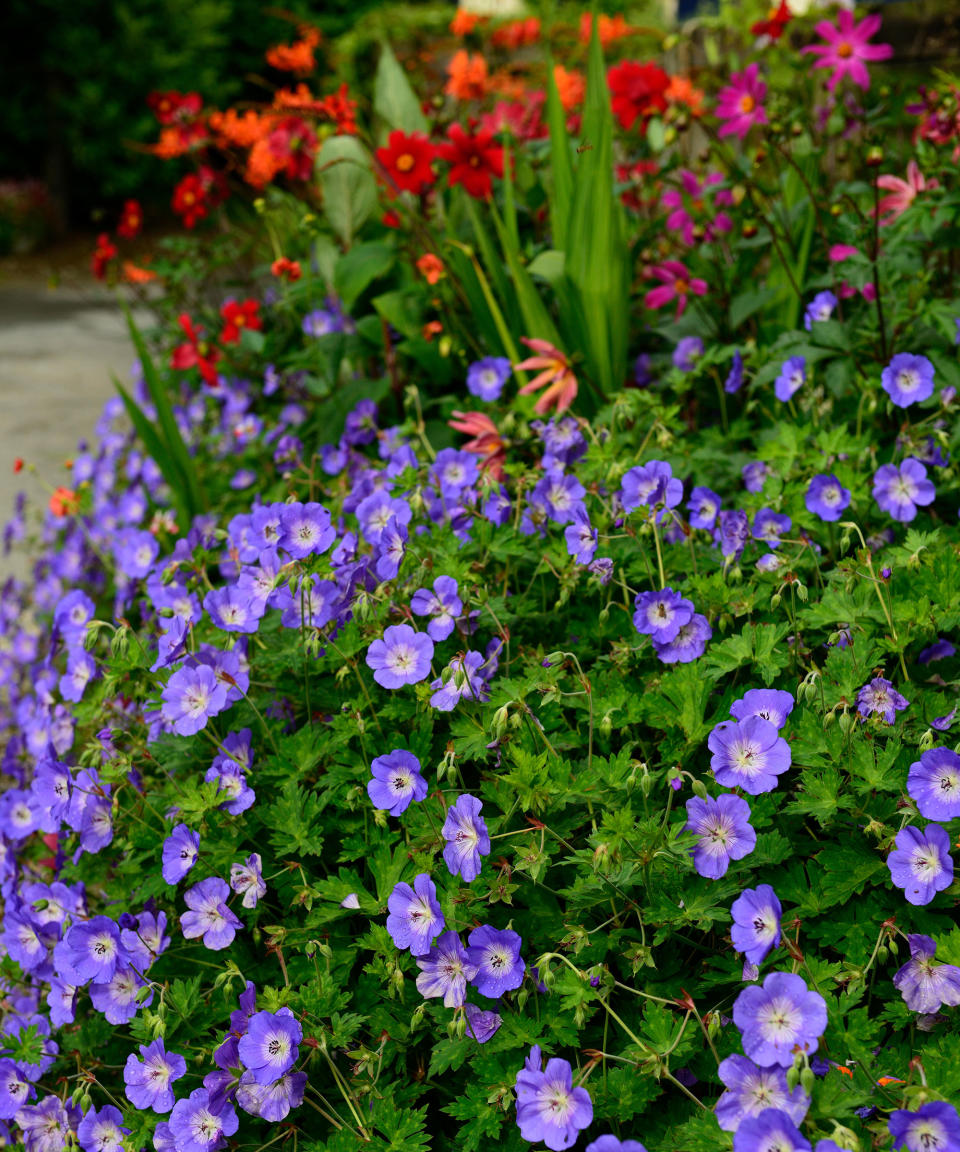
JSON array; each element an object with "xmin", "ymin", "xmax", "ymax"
[
  {"xmin": 416, "ymin": 253, "xmax": 445, "ymax": 285},
  {"xmin": 665, "ymin": 74, "xmax": 705, "ymax": 116},
  {"xmin": 151, "ymin": 126, "xmax": 192, "ymax": 159},
  {"xmin": 266, "ymin": 26, "xmax": 321, "ymax": 74},
  {"xmin": 122, "ymin": 261, "xmax": 157, "ymax": 284},
  {"xmin": 580, "ymin": 12, "xmax": 634, "ymax": 46},
  {"xmin": 49, "ymin": 487, "xmax": 79, "ymax": 517},
  {"xmin": 554, "ymin": 65, "xmax": 586, "ymax": 111},
  {"xmin": 445, "ymin": 50, "xmax": 489, "ymax": 101},
  {"xmin": 835, "ymin": 1066, "xmax": 854, "ymax": 1079},
  {"xmin": 209, "ymin": 109, "xmax": 268, "ymax": 148},
  {"xmin": 450, "ymin": 10, "xmax": 479, "ymax": 36},
  {"xmin": 271, "ymin": 257, "xmax": 302, "ymax": 281},
  {"xmin": 488, "ymin": 71, "xmax": 527, "ymax": 102},
  {"xmin": 515, "ymin": 337, "xmax": 578, "ymax": 415},
  {"xmin": 245, "ymin": 136, "xmax": 287, "ymax": 188},
  {"xmin": 273, "ymin": 84, "xmax": 324, "ymax": 113},
  {"xmin": 317, "ymin": 84, "xmax": 358, "ymax": 135},
  {"xmin": 422, "ymin": 321, "xmax": 443, "ymax": 341},
  {"xmin": 449, "ymin": 411, "xmax": 506, "ymax": 480},
  {"xmin": 877, "ymin": 1077, "xmax": 905, "ymax": 1087}
]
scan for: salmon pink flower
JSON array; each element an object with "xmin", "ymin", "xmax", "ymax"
[
  {"xmin": 643, "ymin": 261, "xmax": 707, "ymax": 318},
  {"xmin": 416, "ymin": 254, "xmax": 444, "ymax": 285},
  {"xmin": 876, "ymin": 161, "xmax": 938, "ymax": 224},
  {"xmin": 716, "ymin": 64, "xmax": 768, "ymax": 140},
  {"xmin": 801, "ymin": 10, "xmax": 893, "ymax": 92},
  {"xmin": 448, "ymin": 412, "xmax": 506, "ymax": 479},
  {"xmin": 514, "ymin": 338, "xmax": 577, "ymax": 415}
]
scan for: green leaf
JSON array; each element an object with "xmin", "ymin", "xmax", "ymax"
[
  {"xmin": 372, "ymin": 289, "xmax": 422, "ymax": 341},
  {"xmin": 260, "ymin": 779, "xmax": 327, "ymax": 857},
  {"xmin": 334, "ymin": 242, "xmax": 395, "ymax": 311},
  {"xmin": 373, "ymin": 41, "xmax": 428, "ymax": 135},
  {"xmin": 543, "ymin": 55, "xmax": 573, "ymax": 245},
  {"xmin": 527, "ymin": 250, "xmax": 566, "ymax": 284},
  {"xmin": 317, "ymin": 135, "xmax": 377, "ymax": 248}
]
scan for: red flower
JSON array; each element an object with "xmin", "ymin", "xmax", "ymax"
[
  {"xmin": 491, "ymin": 18, "xmax": 540, "ymax": 50},
  {"xmin": 171, "ymin": 166, "xmax": 226, "ymax": 228},
  {"xmin": 437, "ymin": 123, "xmax": 503, "ymax": 199},
  {"xmin": 376, "ymin": 131, "xmax": 437, "ymax": 195},
  {"xmin": 13, "ymin": 458, "xmax": 23, "ymax": 474},
  {"xmin": 91, "ymin": 233, "xmax": 117, "ymax": 281},
  {"xmin": 220, "ymin": 299, "xmax": 261, "ymax": 344},
  {"xmin": 171, "ymin": 314, "xmax": 221, "ymax": 387},
  {"xmin": 117, "ymin": 199, "xmax": 143, "ymax": 239},
  {"xmin": 49, "ymin": 487, "xmax": 78, "ymax": 517},
  {"xmin": 416, "ymin": 254, "xmax": 445, "ymax": 285},
  {"xmin": 751, "ymin": 2, "xmax": 792, "ymax": 40},
  {"xmin": 147, "ymin": 90, "xmax": 202, "ymax": 125},
  {"xmin": 317, "ymin": 84, "xmax": 358, "ymax": 135},
  {"xmin": 607, "ymin": 61, "xmax": 669, "ymax": 131},
  {"xmin": 271, "ymin": 257, "xmax": 302, "ymax": 281}
]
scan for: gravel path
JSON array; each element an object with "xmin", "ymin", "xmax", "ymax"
[{"xmin": 0, "ymin": 277, "xmax": 140, "ymax": 580}]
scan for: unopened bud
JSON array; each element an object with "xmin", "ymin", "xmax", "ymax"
[
  {"xmin": 770, "ymin": 593, "xmax": 782, "ymax": 609},
  {"xmin": 691, "ymin": 779, "xmax": 709, "ymax": 800},
  {"xmin": 800, "ymin": 1067, "xmax": 816, "ymax": 1095},
  {"xmin": 838, "ymin": 711, "xmax": 855, "ymax": 735},
  {"xmin": 866, "ymin": 146, "xmax": 884, "ymax": 167},
  {"xmin": 876, "ymin": 945, "xmax": 889, "ymax": 965},
  {"xmin": 795, "ymin": 582, "xmax": 808, "ymax": 602},
  {"xmin": 786, "ymin": 1065, "xmax": 800, "ymax": 1093}
]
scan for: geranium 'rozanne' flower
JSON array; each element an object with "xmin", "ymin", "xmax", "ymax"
[
  {"xmin": 365, "ymin": 624, "xmax": 434, "ymax": 689},
  {"xmin": 886, "ymin": 824, "xmax": 953, "ymax": 906},
  {"xmin": 893, "ymin": 935, "xmax": 960, "ymax": 1015},
  {"xmin": 881, "ymin": 353, "xmax": 935, "ymax": 408},
  {"xmin": 684, "ymin": 794, "xmax": 756, "ymax": 879},
  {"xmin": 415, "ymin": 932, "xmax": 477, "ymax": 1007},
  {"xmin": 872, "ymin": 458, "xmax": 935, "ymax": 522},
  {"xmin": 386, "ymin": 874, "xmax": 444, "ymax": 956},
  {"xmin": 515, "ymin": 1050, "xmax": 593, "ymax": 1151},
  {"xmin": 123, "ymin": 1039, "xmax": 187, "ymax": 1114},
  {"xmin": 731, "ymin": 885, "xmax": 783, "ymax": 967},
  {"xmin": 734, "ymin": 971, "xmax": 828, "ymax": 1068},
  {"xmin": 168, "ymin": 1087, "xmax": 238, "ymax": 1152},
  {"xmin": 907, "ymin": 748, "xmax": 960, "ymax": 820},
  {"xmin": 715, "ymin": 1056, "xmax": 809, "ymax": 1132},
  {"xmin": 467, "ymin": 925, "xmax": 525, "ymax": 998},
  {"xmin": 237, "ymin": 1008, "xmax": 302, "ymax": 1085},
  {"xmin": 367, "ymin": 749, "xmax": 427, "ymax": 817},
  {"xmin": 180, "ymin": 878, "xmax": 242, "ymax": 951},
  {"xmin": 708, "ymin": 717, "xmax": 791, "ymax": 795},
  {"xmin": 441, "ymin": 794, "xmax": 490, "ymax": 882},
  {"xmin": 888, "ymin": 1102, "xmax": 960, "ymax": 1152}
]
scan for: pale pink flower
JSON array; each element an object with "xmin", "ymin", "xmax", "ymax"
[
  {"xmin": 876, "ymin": 160, "xmax": 939, "ymax": 224},
  {"xmin": 514, "ymin": 338, "xmax": 578, "ymax": 415},
  {"xmin": 643, "ymin": 260, "xmax": 707, "ymax": 319},
  {"xmin": 448, "ymin": 411, "xmax": 506, "ymax": 479},
  {"xmin": 801, "ymin": 10, "xmax": 893, "ymax": 92}
]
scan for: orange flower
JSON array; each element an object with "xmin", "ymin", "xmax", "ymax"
[
  {"xmin": 151, "ymin": 126, "xmax": 192, "ymax": 159},
  {"xmin": 49, "ymin": 487, "xmax": 78, "ymax": 517},
  {"xmin": 666, "ymin": 74, "xmax": 705, "ymax": 117},
  {"xmin": 273, "ymin": 84, "xmax": 324, "ymax": 113},
  {"xmin": 515, "ymin": 337, "xmax": 578, "ymax": 415},
  {"xmin": 449, "ymin": 411, "xmax": 506, "ymax": 479},
  {"xmin": 580, "ymin": 12, "xmax": 635, "ymax": 46},
  {"xmin": 317, "ymin": 84, "xmax": 358, "ymax": 135},
  {"xmin": 445, "ymin": 50, "xmax": 489, "ymax": 101},
  {"xmin": 877, "ymin": 1077, "xmax": 905, "ymax": 1087},
  {"xmin": 422, "ymin": 320, "xmax": 443, "ymax": 341},
  {"xmin": 266, "ymin": 26, "xmax": 321, "ymax": 74},
  {"xmin": 492, "ymin": 17, "xmax": 540, "ymax": 50},
  {"xmin": 554, "ymin": 65, "xmax": 586, "ymax": 111},
  {"xmin": 835, "ymin": 1066, "xmax": 854, "ymax": 1079},
  {"xmin": 271, "ymin": 257, "xmax": 302, "ymax": 281},
  {"xmin": 416, "ymin": 253, "xmax": 445, "ymax": 285},
  {"xmin": 209, "ymin": 108, "xmax": 269, "ymax": 148},
  {"xmin": 450, "ymin": 10, "xmax": 479, "ymax": 36},
  {"xmin": 245, "ymin": 136, "xmax": 287, "ymax": 188},
  {"xmin": 122, "ymin": 261, "xmax": 157, "ymax": 283},
  {"xmin": 488, "ymin": 71, "xmax": 528, "ymax": 101}
]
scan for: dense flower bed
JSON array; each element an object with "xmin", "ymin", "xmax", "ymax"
[{"xmin": 3, "ymin": 5, "xmax": 960, "ymax": 1152}]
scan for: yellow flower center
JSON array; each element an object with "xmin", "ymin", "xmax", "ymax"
[{"xmin": 396, "ymin": 153, "xmax": 415, "ymax": 173}]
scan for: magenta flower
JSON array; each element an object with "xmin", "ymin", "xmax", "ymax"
[
  {"xmin": 661, "ymin": 170, "xmax": 733, "ymax": 246},
  {"xmin": 643, "ymin": 261, "xmax": 707, "ymax": 319},
  {"xmin": 716, "ymin": 64, "xmax": 768, "ymax": 140},
  {"xmin": 801, "ymin": 9, "xmax": 893, "ymax": 92}
]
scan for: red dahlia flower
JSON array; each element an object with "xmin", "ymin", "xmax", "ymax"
[
  {"xmin": 607, "ymin": 61, "xmax": 669, "ymax": 130},
  {"xmin": 116, "ymin": 199, "xmax": 143, "ymax": 239},
  {"xmin": 171, "ymin": 315, "xmax": 221, "ymax": 388},
  {"xmin": 437, "ymin": 124, "xmax": 503, "ymax": 199},
  {"xmin": 91, "ymin": 234, "xmax": 117, "ymax": 281},
  {"xmin": 220, "ymin": 299, "xmax": 261, "ymax": 345},
  {"xmin": 751, "ymin": 2, "xmax": 791, "ymax": 41},
  {"xmin": 376, "ymin": 131, "xmax": 437, "ymax": 195}
]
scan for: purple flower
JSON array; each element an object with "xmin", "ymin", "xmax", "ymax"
[
  {"xmin": 467, "ymin": 357, "xmax": 511, "ymax": 401},
  {"xmin": 803, "ymin": 290, "xmax": 836, "ymax": 330},
  {"xmin": 687, "ymin": 487, "xmax": 721, "ymax": 530},
  {"xmin": 715, "ymin": 1056, "xmax": 808, "ymax": 1132},
  {"xmin": 467, "ymin": 925, "xmax": 525, "ymax": 998},
  {"xmin": 90, "ymin": 966, "xmax": 152, "ymax": 1024},
  {"xmin": 907, "ymin": 748, "xmax": 960, "ymax": 820},
  {"xmin": 733, "ymin": 972, "xmax": 828, "ymax": 1068},
  {"xmin": 230, "ymin": 855, "xmax": 266, "ymax": 909},
  {"xmin": 725, "ymin": 350, "xmax": 744, "ymax": 394},
  {"xmin": 652, "ymin": 613, "xmax": 712, "ymax": 664},
  {"xmin": 17, "ymin": 1096, "xmax": 72, "ymax": 1152},
  {"xmin": 429, "ymin": 651, "xmax": 490, "ymax": 711},
  {"xmin": 161, "ymin": 825, "xmax": 199, "ymax": 886},
  {"xmin": 77, "ymin": 1105, "xmax": 129, "ymax": 1152},
  {"xmin": 730, "ymin": 690, "xmax": 794, "ymax": 730},
  {"xmin": 515, "ymin": 1051, "xmax": 593, "ymax": 1151},
  {"xmin": 123, "ymin": 1040, "xmax": 187, "ymax": 1114},
  {"xmin": 415, "ymin": 932, "xmax": 477, "ymax": 1007},
  {"xmin": 718, "ymin": 508, "xmax": 750, "ymax": 559},
  {"xmin": 181, "ymin": 878, "xmax": 242, "ymax": 951},
  {"xmin": 886, "ymin": 824, "xmax": 953, "ymax": 905},
  {"xmin": 565, "ymin": 511, "xmax": 598, "ymax": 565},
  {"xmin": 620, "ymin": 461, "xmax": 682, "ymax": 519},
  {"xmin": 708, "ymin": 718, "xmax": 791, "ymax": 795},
  {"xmin": 889, "ymin": 1102, "xmax": 960, "ymax": 1152},
  {"xmin": 410, "ymin": 577, "xmax": 462, "ymax": 642},
  {"xmin": 536, "ymin": 471, "xmax": 587, "ymax": 525},
  {"xmin": 882, "ymin": 353, "xmax": 936, "ymax": 408},
  {"xmin": 277, "ymin": 502, "xmax": 335, "ymax": 559},
  {"xmin": 113, "ymin": 529, "xmax": 159, "ymax": 580},
  {"xmin": 673, "ymin": 336, "xmax": 703, "ymax": 372},
  {"xmin": 857, "ymin": 676, "xmax": 908, "ymax": 724},
  {"xmin": 366, "ymin": 624, "xmax": 434, "ymax": 689},
  {"xmin": 386, "ymin": 874, "xmax": 444, "ymax": 956},
  {"xmin": 872, "ymin": 458, "xmax": 936, "ymax": 522},
  {"xmin": 0, "ymin": 1059, "xmax": 34, "ymax": 1118},
  {"xmin": 731, "ymin": 885, "xmax": 782, "ymax": 966},
  {"xmin": 356, "ymin": 492, "xmax": 411, "ymax": 546},
  {"xmin": 368, "ymin": 750, "xmax": 428, "ymax": 817},
  {"xmin": 775, "ymin": 357, "xmax": 806, "ymax": 403},
  {"xmin": 893, "ymin": 935, "xmax": 960, "ymax": 1014},
  {"xmin": 464, "ymin": 1003, "xmax": 502, "ymax": 1043},
  {"xmin": 742, "ymin": 461, "xmax": 771, "ymax": 493},
  {"xmin": 733, "ymin": 1109, "xmax": 811, "ymax": 1152},
  {"xmin": 684, "ymin": 794, "xmax": 756, "ymax": 879},
  {"xmin": 56, "ymin": 917, "xmax": 125, "ymax": 985},
  {"xmin": 430, "ymin": 448, "xmax": 479, "ymax": 494},
  {"xmin": 238, "ymin": 1008, "xmax": 302, "ymax": 1085},
  {"xmin": 161, "ymin": 664, "xmax": 229, "ymax": 737},
  {"xmin": 753, "ymin": 509, "xmax": 792, "ymax": 549},
  {"xmin": 805, "ymin": 474, "xmax": 851, "ymax": 522},
  {"xmin": 632, "ymin": 588, "xmax": 694, "ymax": 644},
  {"xmin": 441, "ymin": 794, "xmax": 491, "ymax": 882},
  {"xmin": 236, "ymin": 1071, "xmax": 306, "ymax": 1122},
  {"xmin": 918, "ymin": 639, "xmax": 955, "ymax": 664},
  {"xmin": 587, "ymin": 1141, "xmax": 649, "ymax": 1152},
  {"xmin": 168, "ymin": 1088, "xmax": 238, "ymax": 1152}
]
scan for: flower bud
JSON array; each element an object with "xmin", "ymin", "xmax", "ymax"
[
  {"xmin": 795, "ymin": 582, "xmax": 808, "ymax": 602},
  {"xmin": 691, "ymin": 779, "xmax": 709, "ymax": 800},
  {"xmin": 770, "ymin": 593, "xmax": 782, "ymax": 609},
  {"xmin": 919, "ymin": 728, "xmax": 935, "ymax": 752},
  {"xmin": 838, "ymin": 710, "xmax": 855, "ymax": 735},
  {"xmin": 800, "ymin": 1067, "xmax": 816, "ymax": 1095},
  {"xmin": 876, "ymin": 945, "xmax": 889, "ymax": 965},
  {"xmin": 786, "ymin": 1065, "xmax": 800, "ymax": 1093},
  {"xmin": 866, "ymin": 146, "xmax": 884, "ymax": 167}
]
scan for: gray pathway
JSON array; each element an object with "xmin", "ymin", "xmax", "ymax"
[{"xmin": 0, "ymin": 282, "xmax": 138, "ymax": 580}]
